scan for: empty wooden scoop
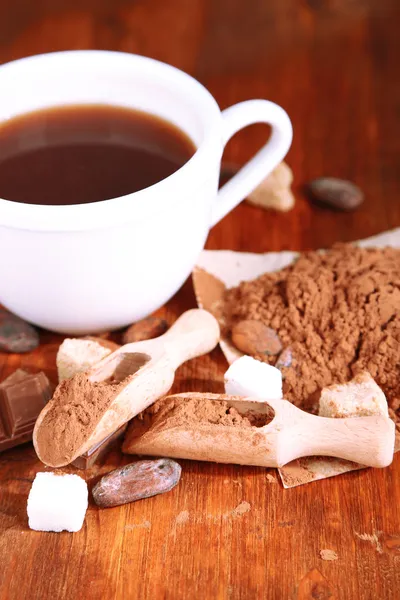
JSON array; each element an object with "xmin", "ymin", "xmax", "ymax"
[
  {"xmin": 33, "ymin": 310, "xmax": 220, "ymax": 467},
  {"xmin": 123, "ymin": 393, "xmax": 395, "ymax": 468}
]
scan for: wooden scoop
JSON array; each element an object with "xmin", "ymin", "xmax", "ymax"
[
  {"xmin": 33, "ymin": 310, "xmax": 220, "ymax": 467},
  {"xmin": 123, "ymin": 393, "xmax": 395, "ymax": 468}
]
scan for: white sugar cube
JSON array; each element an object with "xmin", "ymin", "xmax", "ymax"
[
  {"xmin": 27, "ymin": 472, "xmax": 88, "ymax": 533},
  {"xmin": 319, "ymin": 371, "xmax": 388, "ymax": 418},
  {"xmin": 224, "ymin": 355, "xmax": 282, "ymax": 400},
  {"xmin": 57, "ymin": 338, "xmax": 112, "ymax": 381}
]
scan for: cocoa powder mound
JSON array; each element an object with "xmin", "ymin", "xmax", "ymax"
[
  {"xmin": 223, "ymin": 244, "xmax": 400, "ymax": 420},
  {"xmin": 35, "ymin": 373, "xmax": 123, "ymax": 466}
]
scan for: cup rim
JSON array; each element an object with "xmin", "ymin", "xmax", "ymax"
[{"xmin": 0, "ymin": 50, "xmax": 222, "ymax": 232}]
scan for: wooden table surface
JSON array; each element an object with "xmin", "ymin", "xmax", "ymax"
[{"xmin": 1, "ymin": 1, "xmax": 399, "ymax": 598}]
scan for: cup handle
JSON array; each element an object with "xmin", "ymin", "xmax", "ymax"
[{"xmin": 211, "ymin": 100, "xmax": 293, "ymax": 227}]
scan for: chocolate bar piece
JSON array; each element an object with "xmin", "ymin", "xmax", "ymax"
[
  {"xmin": 71, "ymin": 424, "xmax": 127, "ymax": 470},
  {"xmin": 0, "ymin": 370, "xmax": 51, "ymax": 452}
]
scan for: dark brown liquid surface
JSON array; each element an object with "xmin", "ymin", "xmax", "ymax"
[{"xmin": 0, "ymin": 105, "xmax": 196, "ymax": 205}]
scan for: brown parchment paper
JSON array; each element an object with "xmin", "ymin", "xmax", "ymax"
[{"xmin": 193, "ymin": 227, "xmax": 400, "ymax": 487}]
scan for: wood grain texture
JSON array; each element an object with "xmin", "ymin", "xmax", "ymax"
[{"xmin": 0, "ymin": 1, "xmax": 400, "ymax": 598}]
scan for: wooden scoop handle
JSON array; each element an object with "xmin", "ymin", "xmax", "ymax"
[
  {"xmin": 161, "ymin": 309, "xmax": 220, "ymax": 368},
  {"xmin": 272, "ymin": 400, "xmax": 396, "ymax": 468}
]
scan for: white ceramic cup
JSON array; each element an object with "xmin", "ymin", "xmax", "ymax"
[{"xmin": 0, "ymin": 51, "xmax": 292, "ymax": 334}]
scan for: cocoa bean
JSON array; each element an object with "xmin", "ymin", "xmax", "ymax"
[
  {"xmin": 123, "ymin": 317, "xmax": 168, "ymax": 344},
  {"xmin": 231, "ymin": 320, "xmax": 282, "ymax": 356},
  {"xmin": 0, "ymin": 309, "xmax": 39, "ymax": 353},
  {"xmin": 92, "ymin": 458, "xmax": 181, "ymax": 508},
  {"xmin": 308, "ymin": 177, "xmax": 364, "ymax": 211}
]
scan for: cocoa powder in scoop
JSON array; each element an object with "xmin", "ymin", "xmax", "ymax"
[
  {"xmin": 137, "ymin": 395, "xmax": 271, "ymax": 430},
  {"xmin": 35, "ymin": 373, "xmax": 124, "ymax": 466},
  {"xmin": 223, "ymin": 244, "xmax": 400, "ymax": 421}
]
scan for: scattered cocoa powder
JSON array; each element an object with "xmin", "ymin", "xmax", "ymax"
[
  {"xmin": 35, "ymin": 373, "xmax": 124, "ymax": 467},
  {"xmin": 278, "ymin": 459, "xmax": 316, "ymax": 487},
  {"xmin": 223, "ymin": 244, "xmax": 400, "ymax": 421},
  {"xmin": 319, "ymin": 549, "xmax": 339, "ymax": 561},
  {"xmin": 231, "ymin": 500, "xmax": 251, "ymax": 517}
]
